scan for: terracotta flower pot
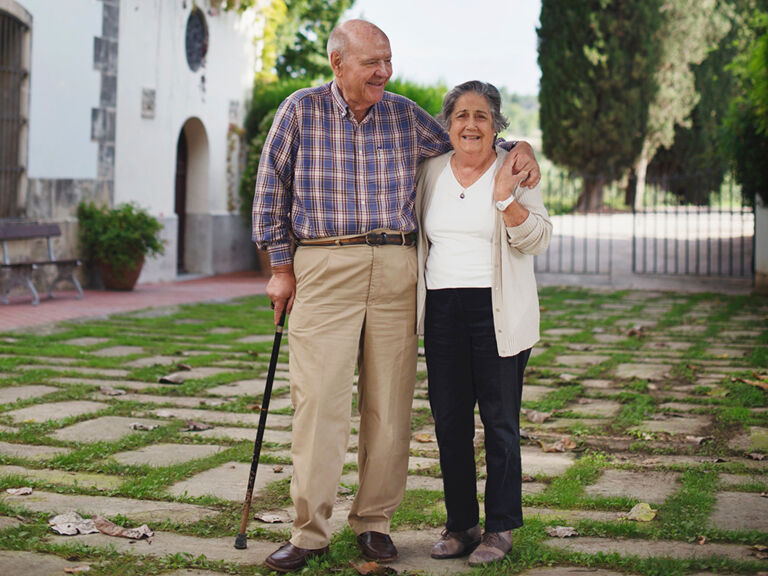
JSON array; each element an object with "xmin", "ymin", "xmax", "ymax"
[{"xmin": 97, "ymin": 254, "xmax": 145, "ymax": 291}]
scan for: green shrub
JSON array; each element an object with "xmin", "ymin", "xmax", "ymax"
[{"xmin": 76, "ymin": 201, "xmax": 164, "ymax": 271}]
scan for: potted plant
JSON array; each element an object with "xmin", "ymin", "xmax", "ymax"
[{"xmin": 77, "ymin": 201, "xmax": 165, "ymax": 290}]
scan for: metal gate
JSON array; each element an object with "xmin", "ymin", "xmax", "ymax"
[
  {"xmin": 0, "ymin": 10, "xmax": 28, "ymax": 219},
  {"xmin": 632, "ymin": 174, "xmax": 754, "ymax": 277}
]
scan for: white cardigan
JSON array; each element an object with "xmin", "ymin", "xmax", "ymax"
[{"xmin": 415, "ymin": 147, "xmax": 553, "ymax": 357}]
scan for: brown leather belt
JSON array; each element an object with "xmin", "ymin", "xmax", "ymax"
[{"xmin": 296, "ymin": 231, "xmax": 417, "ymax": 247}]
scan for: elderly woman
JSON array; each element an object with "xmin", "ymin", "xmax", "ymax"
[{"xmin": 415, "ymin": 80, "xmax": 552, "ymax": 567}]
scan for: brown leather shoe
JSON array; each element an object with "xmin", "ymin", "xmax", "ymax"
[
  {"xmin": 430, "ymin": 524, "xmax": 481, "ymax": 559},
  {"xmin": 356, "ymin": 531, "xmax": 398, "ymax": 562},
  {"xmin": 467, "ymin": 530, "xmax": 513, "ymax": 566},
  {"xmin": 264, "ymin": 542, "xmax": 329, "ymax": 573}
]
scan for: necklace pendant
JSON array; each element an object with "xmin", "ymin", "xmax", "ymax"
[{"xmin": 460, "ymin": 191, "xmax": 465, "ymax": 199}]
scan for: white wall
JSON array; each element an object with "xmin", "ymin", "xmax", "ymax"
[
  {"xmin": 756, "ymin": 198, "xmax": 768, "ymax": 294},
  {"xmin": 23, "ymin": 0, "xmax": 101, "ymax": 179},
  {"xmin": 113, "ymin": 0, "xmax": 262, "ymax": 218}
]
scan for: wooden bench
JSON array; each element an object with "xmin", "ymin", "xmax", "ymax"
[{"xmin": 0, "ymin": 221, "xmax": 84, "ymax": 306}]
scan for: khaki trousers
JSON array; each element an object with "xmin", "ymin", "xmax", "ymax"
[{"xmin": 287, "ymin": 243, "xmax": 417, "ymax": 549}]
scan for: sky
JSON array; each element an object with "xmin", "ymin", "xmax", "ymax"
[{"xmin": 344, "ymin": 0, "xmax": 542, "ymax": 96}]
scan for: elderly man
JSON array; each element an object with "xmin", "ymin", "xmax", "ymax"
[{"xmin": 252, "ymin": 19, "xmax": 540, "ymax": 572}]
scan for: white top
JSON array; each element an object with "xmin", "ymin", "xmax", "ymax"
[{"xmin": 423, "ymin": 157, "xmax": 497, "ymax": 289}]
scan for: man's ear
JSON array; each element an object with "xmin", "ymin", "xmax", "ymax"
[{"xmin": 330, "ymin": 51, "xmax": 343, "ymax": 76}]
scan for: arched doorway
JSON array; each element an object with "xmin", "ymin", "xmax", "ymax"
[
  {"xmin": 174, "ymin": 117, "xmax": 209, "ymax": 275},
  {"xmin": 174, "ymin": 130, "xmax": 188, "ymax": 273}
]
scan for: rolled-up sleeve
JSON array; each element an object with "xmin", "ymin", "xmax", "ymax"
[{"xmin": 252, "ymin": 99, "xmax": 300, "ymax": 267}]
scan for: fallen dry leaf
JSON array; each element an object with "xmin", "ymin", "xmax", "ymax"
[
  {"xmin": 155, "ymin": 410, "xmax": 175, "ymax": 418},
  {"xmin": 522, "ymin": 409, "xmax": 552, "ymax": 424},
  {"xmin": 176, "ymin": 363, "xmax": 192, "ymax": 371},
  {"xmin": 521, "ymin": 474, "xmax": 535, "ymax": 483},
  {"xmin": 158, "ymin": 373, "xmax": 185, "ymax": 384},
  {"xmin": 349, "ymin": 560, "xmax": 397, "ymax": 575},
  {"xmin": 5, "ymin": 487, "xmax": 32, "ymax": 496},
  {"xmin": 539, "ymin": 440, "xmax": 565, "ymax": 453},
  {"xmin": 749, "ymin": 453, "xmax": 766, "ymax": 461},
  {"xmin": 49, "ymin": 512, "xmax": 99, "ymax": 536},
  {"xmin": 546, "ymin": 525, "xmax": 579, "ymax": 538},
  {"xmin": 698, "ymin": 535, "xmax": 707, "ymax": 545},
  {"xmin": 99, "ymin": 386, "xmax": 126, "ymax": 396},
  {"xmin": 626, "ymin": 325, "xmax": 645, "ymax": 337},
  {"xmin": 254, "ymin": 510, "xmax": 292, "ymax": 523},
  {"xmin": 93, "ymin": 515, "xmax": 153, "ymax": 540},
  {"xmin": 751, "ymin": 544, "xmax": 768, "ymax": 560},
  {"xmin": 745, "ymin": 379, "xmax": 768, "ymax": 391},
  {"xmin": 272, "ymin": 465, "xmax": 284, "ymax": 473},
  {"xmin": 248, "ymin": 404, "xmax": 263, "ymax": 411},
  {"xmin": 413, "ymin": 433, "xmax": 437, "ymax": 443},
  {"xmin": 63, "ymin": 566, "xmax": 91, "ymax": 574},
  {"xmin": 184, "ymin": 419, "xmax": 213, "ymax": 431},
  {"xmin": 622, "ymin": 502, "xmax": 657, "ymax": 522},
  {"xmin": 685, "ymin": 435, "xmax": 713, "ymax": 445},
  {"xmin": 129, "ymin": 422, "xmax": 158, "ymax": 431}
]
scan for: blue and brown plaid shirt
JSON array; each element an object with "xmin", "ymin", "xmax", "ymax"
[{"xmin": 252, "ymin": 81, "xmax": 451, "ymax": 266}]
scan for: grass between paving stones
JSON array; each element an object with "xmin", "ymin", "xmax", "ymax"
[{"xmin": 1, "ymin": 291, "xmax": 766, "ymax": 575}]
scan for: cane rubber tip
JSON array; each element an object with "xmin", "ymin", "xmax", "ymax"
[{"xmin": 234, "ymin": 533, "xmax": 248, "ymax": 549}]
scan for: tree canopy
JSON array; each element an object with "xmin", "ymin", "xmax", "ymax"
[{"xmin": 538, "ymin": 0, "xmax": 663, "ymax": 209}]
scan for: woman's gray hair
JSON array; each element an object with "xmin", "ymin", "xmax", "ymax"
[{"xmin": 437, "ymin": 80, "xmax": 509, "ymax": 133}]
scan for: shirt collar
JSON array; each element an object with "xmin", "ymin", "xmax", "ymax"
[{"xmin": 330, "ymin": 80, "xmax": 376, "ymax": 124}]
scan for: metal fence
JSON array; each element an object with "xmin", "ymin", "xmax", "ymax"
[
  {"xmin": 534, "ymin": 169, "xmax": 755, "ymax": 279},
  {"xmin": 632, "ymin": 173, "xmax": 754, "ymax": 277},
  {"xmin": 0, "ymin": 10, "xmax": 28, "ymax": 219}
]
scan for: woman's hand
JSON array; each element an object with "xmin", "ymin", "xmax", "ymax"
[{"xmin": 494, "ymin": 166, "xmax": 530, "ymax": 227}]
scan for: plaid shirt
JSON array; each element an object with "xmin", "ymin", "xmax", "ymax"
[{"xmin": 252, "ymin": 81, "xmax": 451, "ymax": 266}]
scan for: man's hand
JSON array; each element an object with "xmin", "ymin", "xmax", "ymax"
[
  {"xmin": 266, "ymin": 264, "xmax": 296, "ymax": 325},
  {"xmin": 505, "ymin": 141, "xmax": 540, "ymax": 187}
]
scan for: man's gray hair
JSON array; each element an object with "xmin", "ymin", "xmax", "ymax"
[
  {"xmin": 327, "ymin": 24, "xmax": 347, "ymax": 59},
  {"xmin": 327, "ymin": 19, "xmax": 386, "ymax": 60},
  {"xmin": 437, "ymin": 80, "xmax": 509, "ymax": 133}
]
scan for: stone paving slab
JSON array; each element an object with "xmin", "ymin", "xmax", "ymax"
[
  {"xmin": 6, "ymin": 400, "xmax": 107, "ymax": 423},
  {"xmin": 50, "ymin": 531, "xmax": 275, "ymax": 564},
  {"xmin": 0, "ymin": 385, "xmax": 59, "ymax": 404},
  {"xmin": 91, "ymin": 345, "xmax": 145, "ymax": 357},
  {"xmin": 149, "ymin": 407, "xmax": 293, "ymax": 428},
  {"xmin": 0, "ymin": 441, "xmax": 69, "ymax": 460},
  {"xmin": 169, "ymin": 461, "xmax": 293, "ymax": 501},
  {"xmin": 0, "ymin": 516, "xmax": 21, "ymax": 531},
  {"xmin": 61, "ymin": 337, "xmax": 110, "ymax": 347},
  {"xmin": 615, "ymin": 363, "xmax": 671, "ymax": 381},
  {"xmin": 519, "ymin": 569, "xmax": 629, "ymax": 576},
  {"xmin": 0, "ymin": 464, "xmax": 123, "ymax": 490},
  {"xmin": 1, "ymin": 490, "xmax": 217, "ymax": 522},
  {"xmin": 51, "ymin": 377, "xmax": 168, "ymax": 390},
  {"xmin": 523, "ymin": 507, "xmax": 621, "ymax": 523},
  {"xmin": 545, "ymin": 536, "xmax": 755, "ymax": 561},
  {"xmin": 92, "ymin": 392, "xmax": 229, "ymax": 407},
  {"xmin": 521, "ymin": 446, "xmax": 575, "ymax": 476},
  {"xmin": 584, "ymin": 469, "xmax": 679, "ymax": 504},
  {"xmin": 184, "ymin": 426, "xmax": 293, "ymax": 445},
  {"xmin": 709, "ymin": 491, "xmax": 768, "ymax": 531},
  {"xmin": 159, "ymin": 367, "xmax": 242, "ymax": 382},
  {"xmin": 206, "ymin": 379, "xmax": 267, "ymax": 397},
  {"xmin": 580, "ymin": 379, "xmax": 617, "ymax": 389},
  {"xmin": 111, "ymin": 443, "xmax": 225, "ymax": 466},
  {"xmin": 523, "ymin": 385, "xmax": 555, "ymax": 402},
  {"xmin": 632, "ymin": 414, "xmax": 711, "ymax": 436},
  {"xmin": 53, "ymin": 416, "xmax": 164, "ymax": 443},
  {"xmin": 124, "ymin": 355, "xmax": 183, "ymax": 368},
  {"xmin": 0, "ymin": 550, "xmax": 91, "ymax": 576},
  {"xmin": 556, "ymin": 355, "xmax": 611, "ymax": 367},
  {"xmin": 568, "ymin": 399, "xmax": 622, "ymax": 418},
  {"xmin": 16, "ymin": 365, "xmax": 130, "ymax": 377}
]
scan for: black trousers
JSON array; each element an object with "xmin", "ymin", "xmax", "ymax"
[{"xmin": 424, "ymin": 288, "xmax": 530, "ymax": 533}]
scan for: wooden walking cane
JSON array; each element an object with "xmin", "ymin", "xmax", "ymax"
[{"xmin": 234, "ymin": 308, "xmax": 287, "ymax": 549}]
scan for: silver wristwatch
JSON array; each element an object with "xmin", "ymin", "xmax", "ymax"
[{"xmin": 495, "ymin": 194, "xmax": 516, "ymax": 212}]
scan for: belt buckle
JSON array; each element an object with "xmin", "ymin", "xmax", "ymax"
[{"xmin": 365, "ymin": 231, "xmax": 386, "ymax": 246}]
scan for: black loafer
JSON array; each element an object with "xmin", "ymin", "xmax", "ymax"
[
  {"xmin": 264, "ymin": 542, "xmax": 329, "ymax": 572},
  {"xmin": 356, "ymin": 531, "xmax": 398, "ymax": 562}
]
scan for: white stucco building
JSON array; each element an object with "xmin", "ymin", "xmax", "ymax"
[{"xmin": 1, "ymin": 0, "xmax": 266, "ymax": 283}]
